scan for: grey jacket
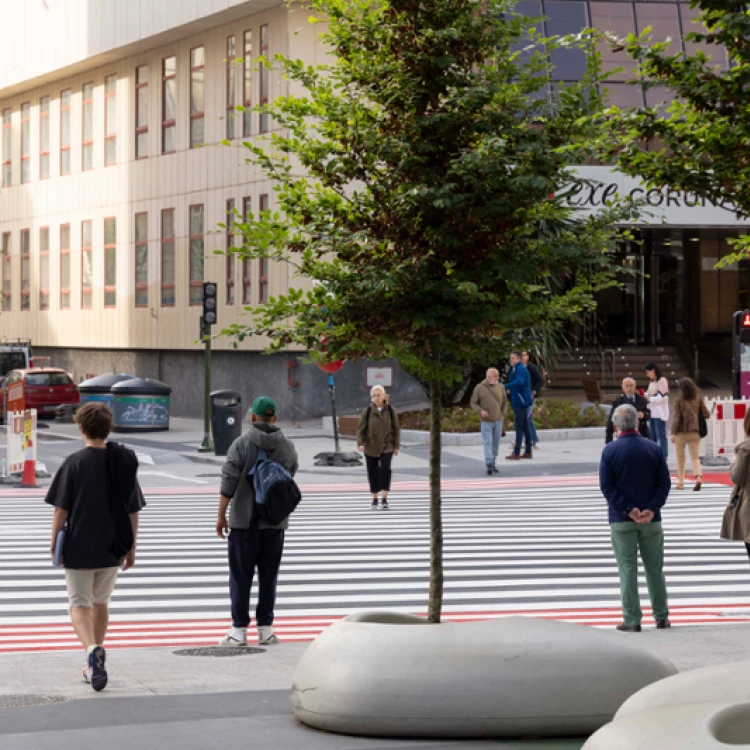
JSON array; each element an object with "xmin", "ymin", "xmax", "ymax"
[{"xmin": 221, "ymin": 423, "xmax": 299, "ymax": 530}]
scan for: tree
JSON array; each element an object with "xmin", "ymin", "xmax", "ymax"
[
  {"xmin": 596, "ymin": 0, "xmax": 750, "ymax": 264},
  {"xmin": 222, "ymin": 0, "xmax": 637, "ymax": 622}
]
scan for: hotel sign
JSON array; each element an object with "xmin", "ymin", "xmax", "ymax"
[{"xmin": 568, "ymin": 166, "xmax": 749, "ymax": 227}]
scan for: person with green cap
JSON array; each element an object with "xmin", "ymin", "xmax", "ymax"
[{"xmin": 216, "ymin": 395, "xmax": 299, "ymax": 647}]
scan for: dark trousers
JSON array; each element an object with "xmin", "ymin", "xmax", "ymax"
[
  {"xmin": 513, "ymin": 406, "xmax": 533, "ymax": 455},
  {"xmin": 365, "ymin": 452, "xmax": 393, "ymax": 494},
  {"xmin": 228, "ymin": 527, "xmax": 285, "ymax": 628}
]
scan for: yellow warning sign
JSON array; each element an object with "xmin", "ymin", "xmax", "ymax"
[{"xmin": 23, "ymin": 414, "xmax": 32, "ymax": 451}]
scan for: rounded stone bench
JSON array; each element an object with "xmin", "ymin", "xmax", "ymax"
[
  {"xmin": 290, "ymin": 611, "xmax": 677, "ymax": 739},
  {"xmin": 584, "ymin": 658, "xmax": 750, "ymax": 748}
]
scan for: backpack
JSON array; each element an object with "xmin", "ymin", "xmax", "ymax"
[{"xmin": 247, "ymin": 447, "xmax": 302, "ymax": 526}]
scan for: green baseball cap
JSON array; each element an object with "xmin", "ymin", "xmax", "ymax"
[{"xmin": 251, "ymin": 396, "xmax": 277, "ymax": 417}]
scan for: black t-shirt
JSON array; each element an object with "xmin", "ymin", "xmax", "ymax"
[{"xmin": 45, "ymin": 446, "xmax": 145, "ymax": 569}]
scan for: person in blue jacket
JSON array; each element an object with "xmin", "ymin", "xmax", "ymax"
[
  {"xmin": 600, "ymin": 403, "xmax": 671, "ymax": 632},
  {"xmin": 505, "ymin": 351, "xmax": 534, "ymax": 460}
]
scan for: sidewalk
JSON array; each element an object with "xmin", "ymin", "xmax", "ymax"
[{"xmin": 0, "ymin": 622, "xmax": 749, "ymax": 749}]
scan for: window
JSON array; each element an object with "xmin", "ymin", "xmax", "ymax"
[
  {"xmin": 2, "ymin": 108, "xmax": 10, "ymax": 186},
  {"xmin": 135, "ymin": 212, "xmax": 148, "ymax": 307},
  {"xmin": 162, "ymin": 56, "xmax": 177, "ymax": 153},
  {"xmin": 589, "ymin": 3, "xmax": 637, "ymax": 82},
  {"xmin": 60, "ymin": 89, "xmax": 71, "ymax": 175},
  {"xmin": 39, "ymin": 96, "xmax": 50, "ymax": 179},
  {"xmin": 226, "ymin": 198, "xmax": 235, "ymax": 305},
  {"xmin": 259, "ymin": 194, "xmax": 269, "ymax": 303},
  {"xmin": 243, "ymin": 30, "xmax": 252, "ymax": 137},
  {"xmin": 259, "ymin": 25, "xmax": 270, "ymax": 133},
  {"xmin": 681, "ymin": 5, "xmax": 728, "ymax": 69},
  {"xmin": 105, "ymin": 74, "xmax": 117, "ymax": 166},
  {"xmin": 60, "ymin": 224, "xmax": 70, "ymax": 309},
  {"xmin": 20, "ymin": 229, "xmax": 30, "ymax": 310},
  {"xmin": 20, "ymin": 102, "xmax": 30, "ymax": 183},
  {"xmin": 104, "ymin": 217, "xmax": 116, "ymax": 307},
  {"xmin": 226, "ymin": 35, "xmax": 237, "ymax": 140},
  {"xmin": 39, "ymin": 226, "xmax": 49, "ymax": 310},
  {"xmin": 544, "ymin": 2, "xmax": 588, "ymax": 81},
  {"xmin": 82, "ymin": 82, "xmax": 94, "ymax": 170},
  {"xmin": 189, "ymin": 204, "xmax": 204, "ymax": 305},
  {"xmin": 242, "ymin": 197, "xmax": 251, "ymax": 304},
  {"xmin": 634, "ymin": 3, "xmax": 681, "ymax": 56},
  {"xmin": 161, "ymin": 209, "xmax": 175, "ymax": 306},
  {"xmin": 1, "ymin": 233, "xmax": 10, "ymax": 311},
  {"xmin": 136, "ymin": 65, "xmax": 149, "ymax": 158},
  {"xmin": 81, "ymin": 220, "xmax": 92, "ymax": 308},
  {"xmin": 190, "ymin": 47, "xmax": 205, "ymax": 148}
]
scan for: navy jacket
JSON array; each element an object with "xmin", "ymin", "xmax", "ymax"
[
  {"xmin": 599, "ymin": 431, "xmax": 670, "ymax": 524},
  {"xmin": 506, "ymin": 363, "xmax": 533, "ymax": 410}
]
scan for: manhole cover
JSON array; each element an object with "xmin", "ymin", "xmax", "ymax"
[
  {"xmin": 173, "ymin": 647, "xmax": 265, "ymax": 657},
  {"xmin": 0, "ymin": 695, "xmax": 69, "ymax": 708}
]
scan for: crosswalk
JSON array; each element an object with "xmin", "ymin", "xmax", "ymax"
[{"xmin": 1, "ymin": 478, "xmax": 750, "ymax": 653}]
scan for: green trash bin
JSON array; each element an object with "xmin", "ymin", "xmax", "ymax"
[
  {"xmin": 111, "ymin": 377, "xmax": 172, "ymax": 432},
  {"xmin": 77, "ymin": 373, "xmax": 135, "ymax": 412}
]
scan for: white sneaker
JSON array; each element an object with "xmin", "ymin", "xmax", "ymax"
[
  {"xmin": 257, "ymin": 626, "xmax": 279, "ymax": 645},
  {"xmin": 218, "ymin": 626, "xmax": 247, "ymax": 646}
]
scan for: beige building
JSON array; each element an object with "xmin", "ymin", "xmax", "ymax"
[{"xmin": 0, "ymin": 0, "xmax": 418, "ymax": 416}]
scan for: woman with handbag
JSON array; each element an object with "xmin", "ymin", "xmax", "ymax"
[
  {"xmin": 357, "ymin": 385, "xmax": 400, "ymax": 509},
  {"xmin": 670, "ymin": 377, "xmax": 710, "ymax": 491},
  {"xmin": 721, "ymin": 409, "xmax": 750, "ymax": 564}
]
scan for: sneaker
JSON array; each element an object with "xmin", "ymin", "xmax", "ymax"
[
  {"xmin": 82, "ymin": 665, "xmax": 91, "ymax": 684},
  {"xmin": 218, "ymin": 626, "xmax": 248, "ymax": 647},
  {"xmin": 258, "ymin": 626, "xmax": 279, "ymax": 645},
  {"xmin": 371, "ymin": 498, "xmax": 379, "ymax": 509},
  {"xmin": 532, "ymin": 442, "xmax": 540, "ymax": 449},
  {"xmin": 88, "ymin": 645, "xmax": 107, "ymax": 692},
  {"xmin": 381, "ymin": 499, "xmax": 389, "ymax": 510}
]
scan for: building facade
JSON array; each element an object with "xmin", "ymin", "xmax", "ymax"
[{"xmin": 0, "ymin": 1, "xmax": 744, "ymax": 412}]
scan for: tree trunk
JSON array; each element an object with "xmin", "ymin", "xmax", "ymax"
[{"xmin": 428, "ymin": 378, "xmax": 444, "ymax": 623}]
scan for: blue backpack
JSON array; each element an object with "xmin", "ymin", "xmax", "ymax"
[{"xmin": 247, "ymin": 448, "xmax": 302, "ymax": 526}]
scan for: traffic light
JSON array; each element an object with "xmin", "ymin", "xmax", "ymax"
[{"xmin": 203, "ymin": 281, "xmax": 217, "ymax": 326}]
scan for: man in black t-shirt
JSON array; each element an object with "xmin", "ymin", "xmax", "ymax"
[{"xmin": 46, "ymin": 402, "xmax": 144, "ymax": 691}]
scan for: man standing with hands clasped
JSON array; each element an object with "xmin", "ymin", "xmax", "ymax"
[{"xmin": 600, "ymin": 404, "xmax": 671, "ymax": 633}]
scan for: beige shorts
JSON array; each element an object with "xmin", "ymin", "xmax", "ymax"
[{"xmin": 65, "ymin": 567, "xmax": 119, "ymax": 608}]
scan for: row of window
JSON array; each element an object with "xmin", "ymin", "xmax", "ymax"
[
  {"xmin": 1, "ymin": 25, "xmax": 270, "ymax": 186},
  {"xmin": 0, "ymin": 196, "xmax": 269, "ymax": 312}
]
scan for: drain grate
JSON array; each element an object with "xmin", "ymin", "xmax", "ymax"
[
  {"xmin": 173, "ymin": 646, "xmax": 265, "ymax": 657},
  {"xmin": 0, "ymin": 695, "xmax": 70, "ymax": 708}
]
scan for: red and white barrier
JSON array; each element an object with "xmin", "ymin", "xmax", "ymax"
[{"xmin": 705, "ymin": 398, "xmax": 747, "ymax": 458}]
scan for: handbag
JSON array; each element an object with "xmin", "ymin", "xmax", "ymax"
[
  {"xmin": 53, "ymin": 526, "xmax": 67, "ymax": 568},
  {"xmin": 698, "ymin": 404, "xmax": 708, "ymax": 439},
  {"xmin": 721, "ymin": 485, "xmax": 747, "ymax": 542}
]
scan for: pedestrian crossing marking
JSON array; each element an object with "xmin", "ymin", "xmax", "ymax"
[{"xmin": 0, "ymin": 479, "xmax": 748, "ymax": 653}]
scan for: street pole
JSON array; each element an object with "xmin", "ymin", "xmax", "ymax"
[
  {"xmin": 329, "ymin": 374, "xmax": 341, "ymax": 453},
  {"xmin": 199, "ymin": 317, "xmax": 214, "ymax": 453}
]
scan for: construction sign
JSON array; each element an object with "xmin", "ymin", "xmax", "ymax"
[
  {"xmin": 7, "ymin": 381, "xmax": 24, "ymax": 413},
  {"xmin": 8, "ymin": 409, "xmax": 36, "ymax": 474}
]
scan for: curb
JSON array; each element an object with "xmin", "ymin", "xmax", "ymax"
[{"xmin": 179, "ymin": 452, "xmax": 226, "ymax": 466}]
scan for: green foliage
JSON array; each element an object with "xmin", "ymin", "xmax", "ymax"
[
  {"xmin": 400, "ymin": 399, "xmax": 608, "ymax": 432},
  {"xmin": 594, "ymin": 0, "xmax": 750, "ymax": 265},
  {"xmin": 221, "ymin": 0, "xmax": 638, "ymax": 382}
]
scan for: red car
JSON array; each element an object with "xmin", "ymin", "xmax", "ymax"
[{"xmin": 0, "ymin": 368, "xmax": 80, "ymax": 417}]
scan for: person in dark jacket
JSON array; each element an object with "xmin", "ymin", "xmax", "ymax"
[
  {"xmin": 505, "ymin": 351, "xmax": 534, "ymax": 460},
  {"xmin": 522, "ymin": 350, "xmax": 544, "ymax": 449},
  {"xmin": 216, "ymin": 396, "xmax": 299, "ymax": 647},
  {"xmin": 357, "ymin": 385, "xmax": 400, "ymax": 509},
  {"xmin": 600, "ymin": 404, "xmax": 671, "ymax": 633},
  {"xmin": 605, "ymin": 377, "xmax": 651, "ymax": 444}
]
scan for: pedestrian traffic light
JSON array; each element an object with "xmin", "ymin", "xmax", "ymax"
[
  {"xmin": 732, "ymin": 310, "xmax": 750, "ymax": 398},
  {"xmin": 203, "ymin": 281, "xmax": 217, "ymax": 326}
]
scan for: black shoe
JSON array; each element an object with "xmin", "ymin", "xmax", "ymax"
[
  {"xmin": 381, "ymin": 499, "xmax": 389, "ymax": 510},
  {"xmin": 487, "ymin": 467, "xmax": 494, "ymax": 475},
  {"xmin": 492, "ymin": 465, "xmax": 499, "ymax": 474},
  {"xmin": 616, "ymin": 623, "xmax": 642, "ymax": 633},
  {"xmin": 655, "ymin": 619, "xmax": 671, "ymax": 629},
  {"xmin": 371, "ymin": 499, "xmax": 379, "ymax": 509}
]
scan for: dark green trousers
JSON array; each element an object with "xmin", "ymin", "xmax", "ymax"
[{"xmin": 610, "ymin": 521, "xmax": 669, "ymax": 626}]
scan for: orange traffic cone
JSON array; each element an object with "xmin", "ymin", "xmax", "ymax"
[{"xmin": 20, "ymin": 444, "xmax": 36, "ymax": 488}]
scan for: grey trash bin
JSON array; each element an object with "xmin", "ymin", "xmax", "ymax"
[
  {"xmin": 211, "ymin": 390, "xmax": 242, "ymax": 456},
  {"xmin": 77, "ymin": 373, "xmax": 135, "ymax": 412},
  {"xmin": 111, "ymin": 377, "xmax": 172, "ymax": 432}
]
